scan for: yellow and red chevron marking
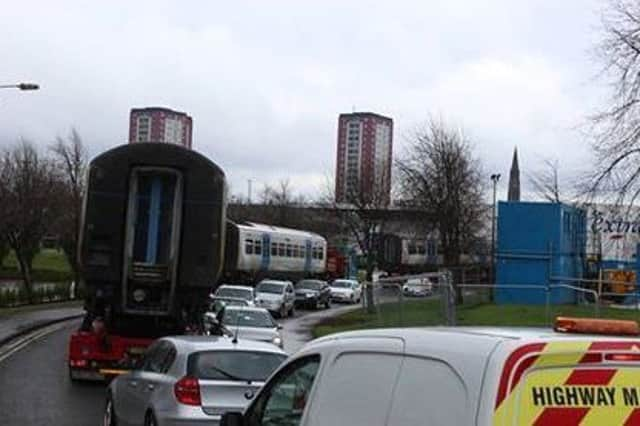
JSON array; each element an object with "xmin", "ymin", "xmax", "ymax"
[{"xmin": 493, "ymin": 340, "xmax": 640, "ymax": 425}]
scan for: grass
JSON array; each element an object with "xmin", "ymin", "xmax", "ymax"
[
  {"xmin": 2, "ymin": 249, "xmax": 71, "ymax": 272},
  {"xmin": 0, "ymin": 300, "xmax": 83, "ymax": 319},
  {"xmin": 1, "ymin": 249, "xmax": 72, "ymax": 282},
  {"xmin": 313, "ymin": 298, "xmax": 640, "ymax": 338}
]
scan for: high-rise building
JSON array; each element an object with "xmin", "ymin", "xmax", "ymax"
[
  {"xmin": 335, "ymin": 112, "xmax": 393, "ymax": 205},
  {"xmin": 508, "ymin": 147, "xmax": 520, "ymax": 201},
  {"xmin": 129, "ymin": 107, "xmax": 193, "ymax": 149}
]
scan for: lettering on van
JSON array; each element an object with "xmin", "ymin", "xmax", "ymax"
[{"xmin": 531, "ymin": 386, "xmax": 640, "ymax": 407}]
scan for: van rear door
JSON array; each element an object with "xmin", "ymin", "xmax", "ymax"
[{"xmin": 492, "ymin": 340, "xmax": 640, "ymax": 426}]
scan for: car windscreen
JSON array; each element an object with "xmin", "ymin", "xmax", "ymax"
[
  {"xmin": 297, "ymin": 280, "xmax": 322, "ymax": 290},
  {"xmin": 222, "ymin": 310, "xmax": 275, "ymax": 328},
  {"xmin": 256, "ymin": 283, "xmax": 284, "ymax": 294},
  {"xmin": 331, "ymin": 281, "xmax": 353, "ymax": 288},
  {"xmin": 216, "ymin": 287, "xmax": 252, "ymax": 300},
  {"xmin": 189, "ymin": 350, "xmax": 286, "ymax": 382}
]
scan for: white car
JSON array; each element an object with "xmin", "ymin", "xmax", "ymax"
[
  {"xmin": 255, "ymin": 280, "xmax": 295, "ymax": 318},
  {"xmin": 221, "ymin": 306, "xmax": 284, "ymax": 349},
  {"xmin": 329, "ymin": 279, "xmax": 362, "ymax": 304},
  {"xmin": 402, "ymin": 278, "xmax": 433, "ymax": 297},
  {"xmin": 213, "ymin": 284, "xmax": 256, "ymax": 306}
]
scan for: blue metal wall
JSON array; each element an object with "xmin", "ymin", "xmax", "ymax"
[{"xmin": 496, "ymin": 201, "xmax": 587, "ymax": 304}]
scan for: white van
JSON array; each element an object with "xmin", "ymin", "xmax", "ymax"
[{"xmin": 222, "ymin": 318, "xmax": 640, "ymax": 426}]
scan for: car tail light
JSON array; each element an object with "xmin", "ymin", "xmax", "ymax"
[
  {"xmin": 69, "ymin": 359, "xmax": 88, "ymax": 368},
  {"xmin": 174, "ymin": 376, "xmax": 201, "ymax": 406}
]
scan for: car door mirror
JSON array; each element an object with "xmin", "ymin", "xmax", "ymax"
[
  {"xmin": 277, "ymin": 324, "xmax": 283, "ymax": 330},
  {"xmin": 221, "ymin": 412, "xmax": 245, "ymax": 426}
]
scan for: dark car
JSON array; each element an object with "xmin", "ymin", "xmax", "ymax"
[{"xmin": 295, "ymin": 279, "xmax": 331, "ymax": 309}]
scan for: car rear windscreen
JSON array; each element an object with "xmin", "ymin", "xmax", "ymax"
[{"xmin": 189, "ymin": 350, "xmax": 286, "ymax": 382}]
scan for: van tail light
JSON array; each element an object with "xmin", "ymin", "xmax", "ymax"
[
  {"xmin": 174, "ymin": 376, "xmax": 201, "ymax": 406},
  {"xmin": 605, "ymin": 353, "xmax": 640, "ymax": 362},
  {"xmin": 554, "ymin": 317, "xmax": 640, "ymax": 336}
]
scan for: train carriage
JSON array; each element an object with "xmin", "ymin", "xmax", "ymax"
[{"xmin": 224, "ymin": 222, "xmax": 326, "ymax": 283}]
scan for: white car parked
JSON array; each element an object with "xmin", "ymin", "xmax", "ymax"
[{"xmin": 329, "ymin": 279, "xmax": 362, "ymax": 304}]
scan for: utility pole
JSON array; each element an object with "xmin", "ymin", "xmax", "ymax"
[
  {"xmin": 247, "ymin": 179, "xmax": 252, "ymax": 204},
  {"xmin": 490, "ymin": 174, "xmax": 501, "ymax": 295}
]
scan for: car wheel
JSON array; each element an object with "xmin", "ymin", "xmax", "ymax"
[
  {"xmin": 104, "ymin": 395, "xmax": 117, "ymax": 426},
  {"xmin": 144, "ymin": 411, "xmax": 157, "ymax": 426},
  {"xmin": 289, "ymin": 305, "xmax": 295, "ymax": 317},
  {"xmin": 325, "ymin": 299, "xmax": 331, "ymax": 309},
  {"xmin": 279, "ymin": 305, "xmax": 287, "ymax": 318}
]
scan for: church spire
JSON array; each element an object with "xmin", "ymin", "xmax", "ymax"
[{"xmin": 508, "ymin": 147, "xmax": 520, "ymax": 201}]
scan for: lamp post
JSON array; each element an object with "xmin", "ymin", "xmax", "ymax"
[
  {"xmin": 490, "ymin": 173, "xmax": 501, "ymax": 292},
  {"xmin": 0, "ymin": 82, "xmax": 39, "ymax": 91}
]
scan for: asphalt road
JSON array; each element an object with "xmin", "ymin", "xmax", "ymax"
[{"xmin": 0, "ymin": 300, "xmax": 370, "ymax": 426}]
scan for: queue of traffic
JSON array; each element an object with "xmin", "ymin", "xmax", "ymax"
[{"xmin": 101, "ymin": 278, "xmax": 366, "ymax": 425}]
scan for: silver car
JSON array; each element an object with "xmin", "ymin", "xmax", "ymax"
[
  {"xmin": 221, "ymin": 306, "xmax": 284, "ymax": 349},
  {"xmin": 213, "ymin": 285, "xmax": 256, "ymax": 307},
  {"xmin": 104, "ymin": 336, "xmax": 287, "ymax": 426},
  {"xmin": 254, "ymin": 280, "xmax": 295, "ymax": 318}
]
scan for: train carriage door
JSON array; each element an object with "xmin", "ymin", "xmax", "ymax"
[
  {"xmin": 123, "ymin": 167, "xmax": 182, "ymax": 315},
  {"xmin": 261, "ymin": 233, "xmax": 270, "ymax": 271},
  {"xmin": 305, "ymin": 239, "xmax": 312, "ymax": 273}
]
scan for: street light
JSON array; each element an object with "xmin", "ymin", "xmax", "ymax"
[
  {"xmin": 0, "ymin": 82, "xmax": 40, "ymax": 91},
  {"xmin": 490, "ymin": 173, "xmax": 501, "ymax": 291}
]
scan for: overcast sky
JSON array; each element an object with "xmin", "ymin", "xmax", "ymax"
[{"xmin": 0, "ymin": 0, "xmax": 608, "ymax": 199}]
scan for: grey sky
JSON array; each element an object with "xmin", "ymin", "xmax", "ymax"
[{"xmin": 0, "ymin": 0, "xmax": 606, "ymax": 199}]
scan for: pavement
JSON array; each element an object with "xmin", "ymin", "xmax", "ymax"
[{"xmin": 0, "ymin": 305, "xmax": 84, "ymax": 346}]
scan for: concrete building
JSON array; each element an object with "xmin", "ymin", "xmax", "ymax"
[
  {"xmin": 129, "ymin": 107, "xmax": 193, "ymax": 148},
  {"xmin": 335, "ymin": 112, "xmax": 393, "ymax": 205}
]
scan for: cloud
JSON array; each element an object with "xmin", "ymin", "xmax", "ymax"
[{"xmin": 0, "ymin": 0, "xmax": 604, "ymax": 199}]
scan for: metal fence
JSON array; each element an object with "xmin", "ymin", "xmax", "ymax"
[{"xmin": 356, "ymin": 270, "xmax": 640, "ymax": 330}]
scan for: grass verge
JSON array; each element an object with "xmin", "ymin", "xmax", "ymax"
[{"xmin": 313, "ymin": 299, "xmax": 640, "ymax": 338}]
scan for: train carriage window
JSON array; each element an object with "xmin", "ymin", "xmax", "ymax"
[
  {"xmin": 427, "ymin": 241, "xmax": 436, "ymax": 257},
  {"xmin": 245, "ymin": 239, "xmax": 254, "ymax": 255},
  {"xmin": 300, "ymin": 245, "xmax": 305, "ymax": 258},
  {"xmin": 278, "ymin": 243, "xmax": 286, "ymax": 257},
  {"xmin": 254, "ymin": 240, "xmax": 262, "ymax": 256},
  {"xmin": 293, "ymin": 245, "xmax": 299, "ymax": 258},
  {"xmin": 286, "ymin": 244, "xmax": 292, "ymax": 257},
  {"xmin": 407, "ymin": 242, "xmax": 417, "ymax": 255},
  {"xmin": 271, "ymin": 242, "xmax": 278, "ymax": 257},
  {"xmin": 319, "ymin": 248, "xmax": 324, "ymax": 260}
]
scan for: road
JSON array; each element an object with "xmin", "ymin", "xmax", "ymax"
[{"xmin": 0, "ymin": 301, "xmax": 370, "ymax": 426}]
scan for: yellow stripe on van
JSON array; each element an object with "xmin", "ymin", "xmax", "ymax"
[{"xmin": 493, "ymin": 341, "xmax": 591, "ymax": 426}]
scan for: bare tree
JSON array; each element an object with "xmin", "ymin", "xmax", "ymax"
[
  {"xmin": 589, "ymin": 1, "xmax": 640, "ymax": 204},
  {"xmin": 396, "ymin": 119, "xmax": 486, "ymax": 303},
  {"xmin": 323, "ymin": 169, "xmax": 391, "ymax": 313},
  {"xmin": 528, "ymin": 158, "xmax": 562, "ymax": 203},
  {"xmin": 0, "ymin": 141, "xmax": 61, "ymax": 303},
  {"xmin": 50, "ymin": 129, "xmax": 88, "ymax": 290}
]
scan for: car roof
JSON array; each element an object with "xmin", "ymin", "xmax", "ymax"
[
  {"xmin": 257, "ymin": 280, "xmax": 290, "ymax": 286},
  {"xmin": 305, "ymin": 326, "xmax": 640, "ymax": 359},
  {"xmin": 217, "ymin": 285, "xmax": 254, "ymax": 291},
  {"xmin": 224, "ymin": 306, "xmax": 271, "ymax": 314},
  {"xmin": 161, "ymin": 335, "xmax": 285, "ymax": 355}
]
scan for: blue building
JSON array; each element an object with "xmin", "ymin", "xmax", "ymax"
[{"xmin": 496, "ymin": 202, "xmax": 587, "ymax": 304}]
